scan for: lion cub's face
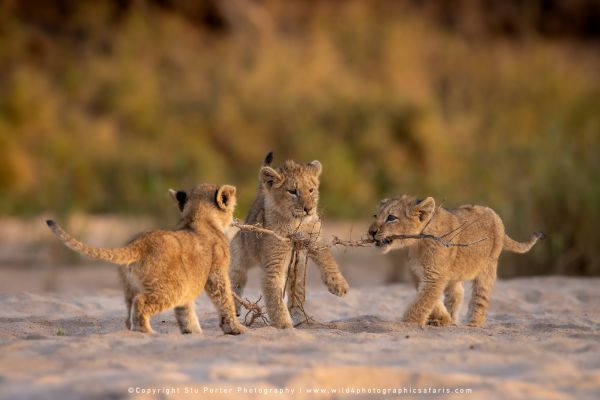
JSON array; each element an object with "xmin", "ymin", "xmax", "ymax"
[
  {"xmin": 259, "ymin": 159, "xmax": 322, "ymax": 220},
  {"xmin": 368, "ymin": 195, "xmax": 435, "ymax": 253},
  {"xmin": 170, "ymin": 183, "xmax": 237, "ymax": 231}
]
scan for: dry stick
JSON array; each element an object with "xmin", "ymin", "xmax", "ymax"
[
  {"xmin": 442, "ymin": 217, "xmax": 483, "ymax": 243},
  {"xmin": 330, "ymin": 236, "xmax": 373, "ymax": 247},
  {"xmin": 232, "ymin": 219, "xmax": 290, "ymax": 243},
  {"xmin": 234, "ymin": 218, "xmax": 488, "ymax": 249},
  {"xmin": 384, "ymin": 233, "xmax": 487, "ymax": 248},
  {"xmin": 290, "ymin": 244, "xmax": 314, "ymax": 327},
  {"xmin": 282, "ymin": 215, "xmax": 306, "ymax": 301},
  {"xmin": 232, "ymin": 292, "xmax": 269, "ymax": 326},
  {"xmin": 331, "ymin": 203, "xmax": 487, "ymax": 248}
]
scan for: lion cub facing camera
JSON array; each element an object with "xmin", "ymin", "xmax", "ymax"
[
  {"xmin": 369, "ymin": 195, "xmax": 544, "ymax": 327},
  {"xmin": 46, "ymin": 183, "xmax": 246, "ymax": 335}
]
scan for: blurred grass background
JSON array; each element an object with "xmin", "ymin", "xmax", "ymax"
[{"xmin": 0, "ymin": 0, "xmax": 598, "ymax": 276}]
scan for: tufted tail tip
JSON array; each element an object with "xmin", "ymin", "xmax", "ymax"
[{"xmin": 535, "ymin": 231, "xmax": 546, "ymax": 240}]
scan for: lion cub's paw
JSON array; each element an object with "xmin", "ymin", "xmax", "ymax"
[
  {"xmin": 326, "ymin": 274, "xmax": 349, "ymax": 297},
  {"xmin": 221, "ymin": 319, "xmax": 248, "ymax": 335},
  {"xmin": 270, "ymin": 316, "xmax": 294, "ymax": 329},
  {"xmin": 402, "ymin": 311, "xmax": 428, "ymax": 327},
  {"xmin": 181, "ymin": 326, "xmax": 203, "ymax": 335},
  {"xmin": 427, "ymin": 314, "xmax": 453, "ymax": 327},
  {"xmin": 466, "ymin": 321, "xmax": 484, "ymax": 328},
  {"xmin": 289, "ymin": 307, "xmax": 306, "ymax": 326}
]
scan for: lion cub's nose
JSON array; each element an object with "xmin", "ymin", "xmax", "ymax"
[
  {"xmin": 304, "ymin": 206, "xmax": 313, "ymax": 215},
  {"xmin": 368, "ymin": 227, "xmax": 378, "ymax": 238}
]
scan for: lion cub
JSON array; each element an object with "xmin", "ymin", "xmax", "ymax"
[
  {"xmin": 46, "ymin": 183, "xmax": 246, "ymax": 335},
  {"xmin": 230, "ymin": 152, "xmax": 349, "ymax": 328},
  {"xmin": 369, "ymin": 195, "xmax": 544, "ymax": 327}
]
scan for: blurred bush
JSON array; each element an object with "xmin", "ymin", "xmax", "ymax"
[{"xmin": 0, "ymin": 0, "xmax": 598, "ymax": 276}]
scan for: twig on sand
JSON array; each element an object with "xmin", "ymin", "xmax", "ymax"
[{"xmin": 232, "ymin": 292, "xmax": 269, "ymax": 327}]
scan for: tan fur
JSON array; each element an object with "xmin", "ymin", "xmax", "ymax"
[
  {"xmin": 230, "ymin": 153, "xmax": 349, "ymax": 328},
  {"xmin": 369, "ymin": 195, "xmax": 544, "ymax": 327},
  {"xmin": 46, "ymin": 183, "xmax": 246, "ymax": 336}
]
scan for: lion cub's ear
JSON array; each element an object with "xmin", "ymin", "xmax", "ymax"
[
  {"xmin": 264, "ymin": 151, "xmax": 274, "ymax": 166},
  {"xmin": 414, "ymin": 196, "xmax": 435, "ymax": 222},
  {"xmin": 307, "ymin": 160, "xmax": 322, "ymax": 176},
  {"xmin": 169, "ymin": 188, "xmax": 188, "ymax": 211},
  {"xmin": 216, "ymin": 185, "xmax": 236, "ymax": 210},
  {"xmin": 259, "ymin": 166, "xmax": 284, "ymax": 189}
]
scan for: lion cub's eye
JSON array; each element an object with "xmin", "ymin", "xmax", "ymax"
[
  {"xmin": 386, "ymin": 214, "xmax": 398, "ymax": 223},
  {"xmin": 287, "ymin": 189, "xmax": 298, "ymax": 196}
]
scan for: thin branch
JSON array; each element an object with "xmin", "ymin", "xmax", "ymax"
[
  {"xmin": 232, "ymin": 292, "xmax": 269, "ymax": 326},
  {"xmin": 232, "ymin": 219, "xmax": 290, "ymax": 243},
  {"xmin": 441, "ymin": 217, "xmax": 483, "ymax": 243},
  {"xmin": 384, "ymin": 233, "xmax": 488, "ymax": 248},
  {"xmin": 330, "ymin": 236, "xmax": 374, "ymax": 247},
  {"xmin": 235, "ymin": 218, "xmax": 487, "ymax": 250}
]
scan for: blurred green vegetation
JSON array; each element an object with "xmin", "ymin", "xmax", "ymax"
[{"xmin": 0, "ymin": 1, "xmax": 599, "ymax": 276}]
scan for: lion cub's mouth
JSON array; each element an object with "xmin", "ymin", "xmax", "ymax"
[{"xmin": 374, "ymin": 238, "xmax": 392, "ymax": 247}]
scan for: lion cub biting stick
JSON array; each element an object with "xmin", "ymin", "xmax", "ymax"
[
  {"xmin": 369, "ymin": 195, "xmax": 544, "ymax": 327},
  {"xmin": 46, "ymin": 183, "xmax": 246, "ymax": 335}
]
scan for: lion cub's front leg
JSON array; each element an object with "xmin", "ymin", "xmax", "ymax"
[
  {"xmin": 308, "ymin": 246, "xmax": 349, "ymax": 297},
  {"xmin": 262, "ymin": 254, "xmax": 294, "ymax": 329},
  {"xmin": 286, "ymin": 250, "xmax": 309, "ymax": 326},
  {"xmin": 403, "ymin": 278, "xmax": 448, "ymax": 327},
  {"xmin": 409, "ymin": 268, "xmax": 451, "ymax": 327},
  {"xmin": 427, "ymin": 302, "xmax": 453, "ymax": 327}
]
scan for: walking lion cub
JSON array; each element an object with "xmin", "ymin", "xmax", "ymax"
[
  {"xmin": 369, "ymin": 195, "xmax": 544, "ymax": 327},
  {"xmin": 230, "ymin": 152, "xmax": 349, "ymax": 328},
  {"xmin": 46, "ymin": 183, "xmax": 246, "ymax": 335}
]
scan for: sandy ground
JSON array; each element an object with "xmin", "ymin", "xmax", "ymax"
[
  {"xmin": 0, "ymin": 275, "xmax": 598, "ymax": 400},
  {"xmin": 0, "ymin": 217, "xmax": 598, "ymax": 399}
]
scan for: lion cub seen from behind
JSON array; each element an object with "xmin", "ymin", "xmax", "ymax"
[
  {"xmin": 46, "ymin": 183, "xmax": 246, "ymax": 335},
  {"xmin": 369, "ymin": 195, "xmax": 544, "ymax": 327}
]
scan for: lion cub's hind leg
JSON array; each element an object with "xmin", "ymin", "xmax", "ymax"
[
  {"xmin": 130, "ymin": 294, "xmax": 159, "ymax": 334},
  {"xmin": 467, "ymin": 261, "xmax": 497, "ymax": 327},
  {"xmin": 206, "ymin": 268, "xmax": 248, "ymax": 335},
  {"xmin": 119, "ymin": 267, "xmax": 137, "ymax": 330},
  {"xmin": 444, "ymin": 281, "xmax": 464, "ymax": 324},
  {"xmin": 174, "ymin": 302, "xmax": 202, "ymax": 334},
  {"xmin": 124, "ymin": 292, "xmax": 134, "ymax": 330}
]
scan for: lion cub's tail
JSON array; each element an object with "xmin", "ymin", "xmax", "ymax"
[
  {"xmin": 503, "ymin": 231, "xmax": 545, "ymax": 254},
  {"xmin": 46, "ymin": 220, "xmax": 141, "ymax": 266}
]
